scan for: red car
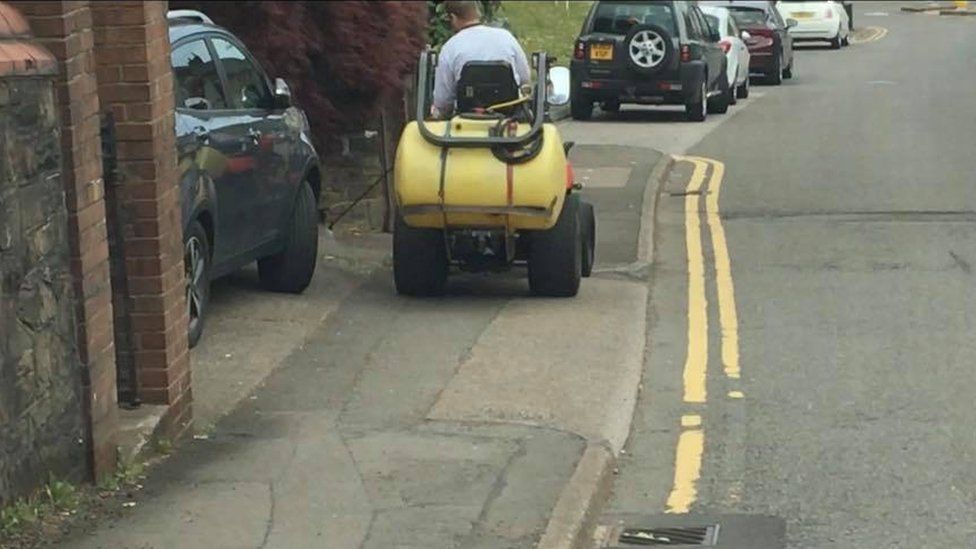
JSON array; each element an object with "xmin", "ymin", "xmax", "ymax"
[{"xmin": 701, "ymin": 1, "xmax": 796, "ymax": 85}]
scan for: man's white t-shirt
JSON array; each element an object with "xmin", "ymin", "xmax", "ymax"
[{"xmin": 432, "ymin": 24, "xmax": 531, "ymax": 115}]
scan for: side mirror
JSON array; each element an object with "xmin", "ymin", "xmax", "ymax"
[
  {"xmin": 273, "ymin": 77, "xmax": 292, "ymax": 109},
  {"xmin": 547, "ymin": 66, "xmax": 570, "ymax": 107},
  {"xmin": 740, "ymin": 30, "xmax": 752, "ymax": 40},
  {"xmin": 786, "ymin": 18, "xmax": 799, "ymax": 29},
  {"xmin": 184, "ymin": 96, "xmax": 210, "ymax": 111}
]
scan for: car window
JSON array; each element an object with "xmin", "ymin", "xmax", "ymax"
[
  {"xmin": 703, "ymin": 13, "xmax": 721, "ymax": 38},
  {"xmin": 171, "ymin": 39, "xmax": 227, "ymax": 110},
  {"xmin": 768, "ymin": 6, "xmax": 786, "ymax": 27},
  {"xmin": 692, "ymin": 7, "xmax": 714, "ymax": 39},
  {"xmin": 211, "ymin": 37, "xmax": 272, "ymax": 110},
  {"xmin": 727, "ymin": 7, "xmax": 767, "ymax": 27},
  {"xmin": 683, "ymin": 6, "xmax": 703, "ymax": 40},
  {"xmin": 591, "ymin": 2, "xmax": 677, "ymax": 35},
  {"xmin": 728, "ymin": 16, "xmax": 739, "ymax": 37}
]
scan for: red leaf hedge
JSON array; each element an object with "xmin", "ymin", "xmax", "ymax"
[{"xmin": 169, "ymin": 1, "xmax": 428, "ymax": 154}]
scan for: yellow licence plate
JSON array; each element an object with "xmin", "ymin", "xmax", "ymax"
[
  {"xmin": 792, "ymin": 11, "xmax": 815, "ymax": 18},
  {"xmin": 590, "ymin": 44, "xmax": 613, "ymax": 61}
]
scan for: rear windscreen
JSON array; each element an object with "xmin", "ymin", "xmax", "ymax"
[
  {"xmin": 727, "ymin": 8, "xmax": 768, "ymax": 26},
  {"xmin": 591, "ymin": 2, "xmax": 677, "ymax": 35}
]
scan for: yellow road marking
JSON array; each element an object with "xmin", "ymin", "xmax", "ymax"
[
  {"xmin": 679, "ymin": 159, "xmax": 709, "ymax": 404},
  {"xmin": 701, "ymin": 159, "xmax": 741, "ymax": 380},
  {"xmin": 681, "ymin": 414, "xmax": 702, "ymax": 428},
  {"xmin": 728, "ymin": 390, "xmax": 745, "ymax": 399},
  {"xmin": 666, "ymin": 417, "xmax": 705, "ymax": 514},
  {"xmin": 851, "ymin": 26, "xmax": 888, "ymax": 44}
]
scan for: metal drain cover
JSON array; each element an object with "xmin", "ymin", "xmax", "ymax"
[
  {"xmin": 597, "ymin": 514, "xmax": 786, "ymax": 549},
  {"xmin": 619, "ymin": 525, "xmax": 719, "ymax": 546}
]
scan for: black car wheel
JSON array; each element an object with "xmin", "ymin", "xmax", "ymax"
[
  {"xmin": 258, "ymin": 180, "xmax": 319, "ymax": 293},
  {"xmin": 393, "ymin": 214, "xmax": 448, "ymax": 296},
  {"xmin": 830, "ymin": 35, "xmax": 842, "ymax": 49},
  {"xmin": 623, "ymin": 24, "xmax": 675, "ymax": 77},
  {"xmin": 737, "ymin": 75, "xmax": 750, "ymax": 99},
  {"xmin": 570, "ymin": 88, "xmax": 593, "ymax": 121},
  {"xmin": 767, "ymin": 53, "xmax": 783, "ymax": 85},
  {"xmin": 601, "ymin": 100, "xmax": 621, "ymax": 113},
  {"xmin": 686, "ymin": 79, "xmax": 707, "ymax": 122},
  {"xmin": 184, "ymin": 220, "xmax": 211, "ymax": 349},
  {"xmin": 528, "ymin": 193, "xmax": 582, "ymax": 297},
  {"xmin": 708, "ymin": 68, "xmax": 731, "ymax": 114},
  {"xmin": 580, "ymin": 199, "xmax": 595, "ymax": 278},
  {"xmin": 783, "ymin": 57, "xmax": 794, "ymax": 80}
]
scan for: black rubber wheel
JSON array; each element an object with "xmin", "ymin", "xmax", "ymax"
[
  {"xmin": 830, "ymin": 35, "xmax": 842, "ymax": 49},
  {"xmin": 685, "ymin": 78, "xmax": 707, "ymax": 122},
  {"xmin": 258, "ymin": 180, "xmax": 318, "ymax": 293},
  {"xmin": 393, "ymin": 215, "xmax": 448, "ymax": 296},
  {"xmin": 728, "ymin": 77, "xmax": 738, "ymax": 105},
  {"xmin": 783, "ymin": 59, "xmax": 794, "ymax": 80},
  {"xmin": 767, "ymin": 53, "xmax": 783, "ymax": 85},
  {"xmin": 623, "ymin": 24, "xmax": 675, "ymax": 77},
  {"xmin": 737, "ymin": 76, "xmax": 750, "ymax": 99},
  {"xmin": 528, "ymin": 194, "xmax": 582, "ymax": 297},
  {"xmin": 601, "ymin": 100, "xmax": 621, "ymax": 113},
  {"xmin": 580, "ymin": 199, "xmax": 595, "ymax": 278},
  {"xmin": 570, "ymin": 88, "xmax": 593, "ymax": 121},
  {"xmin": 184, "ymin": 220, "xmax": 211, "ymax": 349},
  {"xmin": 708, "ymin": 68, "xmax": 731, "ymax": 114}
]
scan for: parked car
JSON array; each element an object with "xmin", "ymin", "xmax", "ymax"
[
  {"xmin": 700, "ymin": 5, "xmax": 752, "ymax": 103},
  {"xmin": 569, "ymin": 0, "xmax": 732, "ymax": 122},
  {"xmin": 168, "ymin": 10, "xmax": 322, "ymax": 347},
  {"xmin": 702, "ymin": 0, "xmax": 795, "ymax": 85},
  {"xmin": 775, "ymin": 0, "xmax": 850, "ymax": 48}
]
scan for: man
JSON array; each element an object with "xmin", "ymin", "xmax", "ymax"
[{"xmin": 431, "ymin": 0, "xmax": 531, "ymax": 118}]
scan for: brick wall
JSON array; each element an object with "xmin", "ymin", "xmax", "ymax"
[
  {"xmin": 90, "ymin": 1, "xmax": 191, "ymax": 435},
  {"xmin": 0, "ymin": 7, "xmax": 89, "ymax": 503}
]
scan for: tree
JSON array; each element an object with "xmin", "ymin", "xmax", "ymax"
[{"xmin": 169, "ymin": 1, "xmax": 429, "ymax": 153}]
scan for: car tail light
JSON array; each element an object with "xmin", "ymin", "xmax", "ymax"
[
  {"xmin": 825, "ymin": 8, "xmax": 833, "ymax": 18},
  {"xmin": 680, "ymin": 44, "xmax": 691, "ymax": 62},
  {"xmin": 719, "ymin": 40, "xmax": 732, "ymax": 54},
  {"xmin": 566, "ymin": 161, "xmax": 575, "ymax": 189},
  {"xmin": 574, "ymin": 40, "xmax": 585, "ymax": 60}
]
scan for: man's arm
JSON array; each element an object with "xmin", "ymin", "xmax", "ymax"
[
  {"xmin": 432, "ymin": 46, "xmax": 455, "ymax": 117},
  {"xmin": 510, "ymin": 34, "xmax": 531, "ymax": 86}
]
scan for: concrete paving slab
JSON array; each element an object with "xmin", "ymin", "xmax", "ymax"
[{"xmin": 428, "ymin": 278, "xmax": 647, "ymax": 453}]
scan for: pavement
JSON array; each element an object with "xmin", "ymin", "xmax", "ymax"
[
  {"xmin": 64, "ymin": 140, "xmax": 670, "ymax": 546},
  {"xmin": 596, "ymin": 3, "xmax": 976, "ymax": 548}
]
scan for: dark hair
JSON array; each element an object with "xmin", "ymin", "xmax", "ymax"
[{"xmin": 443, "ymin": 0, "xmax": 481, "ymax": 20}]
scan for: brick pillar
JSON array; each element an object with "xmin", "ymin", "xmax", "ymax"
[
  {"xmin": 7, "ymin": 0, "xmax": 118, "ymax": 482},
  {"xmin": 90, "ymin": 1, "xmax": 191, "ymax": 434}
]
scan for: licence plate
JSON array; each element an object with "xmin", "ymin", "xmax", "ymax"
[
  {"xmin": 590, "ymin": 43, "xmax": 613, "ymax": 61},
  {"xmin": 791, "ymin": 11, "xmax": 815, "ymax": 18}
]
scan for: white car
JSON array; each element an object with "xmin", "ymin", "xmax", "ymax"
[
  {"xmin": 776, "ymin": 0, "xmax": 851, "ymax": 49},
  {"xmin": 701, "ymin": 5, "xmax": 752, "ymax": 103}
]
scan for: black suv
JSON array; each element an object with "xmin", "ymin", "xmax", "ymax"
[
  {"xmin": 168, "ymin": 11, "xmax": 322, "ymax": 347},
  {"xmin": 570, "ymin": 0, "xmax": 732, "ymax": 122}
]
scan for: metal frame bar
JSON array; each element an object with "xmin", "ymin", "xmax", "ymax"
[{"xmin": 415, "ymin": 50, "xmax": 549, "ymax": 148}]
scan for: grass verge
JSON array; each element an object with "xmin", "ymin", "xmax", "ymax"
[{"xmin": 502, "ymin": 1, "xmax": 593, "ymax": 66}]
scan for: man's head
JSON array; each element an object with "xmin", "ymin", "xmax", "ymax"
[{"xmin": 443, "ymin": 0, "xmax": 482, "ymax": 32}]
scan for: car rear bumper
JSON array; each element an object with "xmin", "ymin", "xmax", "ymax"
[
  {"xmin": 790, "ymin": 22, "xmax": 841, "ymax": 41},
  {"xmin": 571, "ymin": 63, "xmax": 703, "ymax": 105},
  {"xmin": 747, "ymin": 51, "xmax": 777, "ymax": 73}
]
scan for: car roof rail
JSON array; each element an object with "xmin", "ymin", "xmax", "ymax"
[{"xmin": 167, "ymin": 10, "xmax": 214, "ymax": 25}]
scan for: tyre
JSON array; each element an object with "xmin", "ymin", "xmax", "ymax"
[
  {"xmin": 184, "ymin": 220, "xmax": 211, "ymax": 349},
  {"xmin": 708, "ymin": 70, "xmax": 731, "ymax": 113},
  {"xmin": 728, "ymin": 77, "xmax": 738, "ymax": 105},
  {"xmin": 528, "ymin": 193, "xmax": 582, "ymax": 297},
  {"xmin": 737, "ymin": 75, "xmax": 750, "ymax": 99},
  {"xmin": 830, "ymin": 35, "xmax": 842, "ymax": 49},
  {"xmin": 580, "ymin": 199, "xmax": 595, "ymax": 278},
  {"xmin": 393, "ymin": 215, "xmax": 447, "ymax": 296},
  {"xmin": 767, "ymin": 53, "xmax": 783, "ymax": 85},
  {"xmin": 623, "ymin": 24, "xmax": 675, "ymax": 77},
  {"xmin": 601, "ymin": 100, "xmax": 621, "ymax": 113},
  {"xmin": 258, "ymin": 180, "xmax": 318, "ymax": 293},
  {"xmin": 685, "ymin": 79, "xmax": 707, "ymax": 122},
  {"xmin": 571, "ymin": 89, "xmax": 593, "ymax": 121},
  {"xmin": 783, "ymin": 59, "xmax": 794, "ymax": 80}
]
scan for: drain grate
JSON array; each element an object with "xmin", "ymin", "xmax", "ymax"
[{"xmin": 618, "ymin": 525, "xmax": 719, "ymax": 546}]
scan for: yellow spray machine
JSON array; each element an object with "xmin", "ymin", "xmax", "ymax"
[{"xmin": 393, "ymin": 51, "xmax": 596, "ymax": 297}]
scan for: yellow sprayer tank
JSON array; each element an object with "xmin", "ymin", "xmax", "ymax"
[{"xmin": 394, "ymin": 117, "xmax": 569, "ymax": 232}]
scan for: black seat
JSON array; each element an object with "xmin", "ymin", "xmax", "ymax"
[{"xmin": 456, "ymin": 61, "xmax": 520, "ymax": 114}]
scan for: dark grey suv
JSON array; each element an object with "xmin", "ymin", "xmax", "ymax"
[
  {"xmin": 168, "ymin": 11, "xmax": 321, "ymax": 347},
  {"xmin": 570, "ymin": 0, "xmax": 731, "ymax": 122}
]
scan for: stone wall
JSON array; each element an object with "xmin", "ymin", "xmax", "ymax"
[{"xmin": 0, "ymin": 75, "xmax": 87, "ymax": 504}]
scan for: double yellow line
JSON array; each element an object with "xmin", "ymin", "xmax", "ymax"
[
  {"xmin": 851, "ymin": 26, "xmax": 888, "ymax": 44},
  {"xmin": 665, "ymin": 155, "xmax": 741, "ymax": 514}
]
